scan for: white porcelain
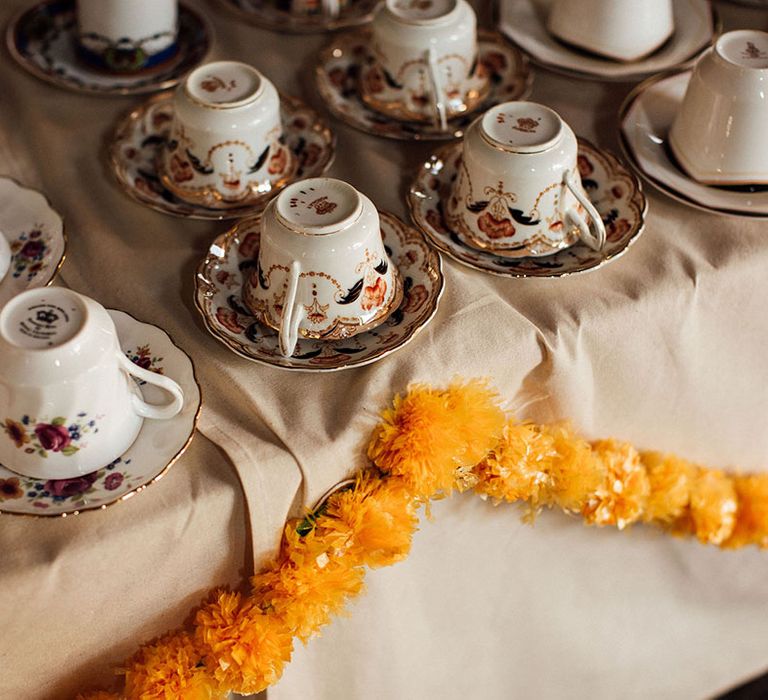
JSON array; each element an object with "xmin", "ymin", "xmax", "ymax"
[
  {"xmin": 669, "ymin": 30, "xmax": 768, "ymax": 185},
  {"xmin": 290, "ymin": 0, "xmax": 341, "ymax": 16},
  {"xmin": 445, "ymin": 102, "xmax": 605, "ymax": 258},
  {"xmin": 361, "ymin": 0, "xmax": 486, "ymax": 128},
  {"xmin": 0, "ymin": 234, "xmax": 10, "ymax": 284},
  {"xmin": 0, "ymin": 288, "xmax": 184, "ymax": 480},
  {"xmin": 77, "ymin": 0, "xmax": 179, "ymax": 73},
  {"xmin": 243, "ymin": 178, "xmax": 402, "ymax": 357}
]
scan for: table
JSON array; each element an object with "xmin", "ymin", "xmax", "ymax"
[{"xmin": 2, "ymin": 1, "xmax": 768, "ymax": 698}]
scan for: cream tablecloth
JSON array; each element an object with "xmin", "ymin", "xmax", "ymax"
[{"xmin": 2, "ymin": 1, "xmax": 768, "ymax": 698}]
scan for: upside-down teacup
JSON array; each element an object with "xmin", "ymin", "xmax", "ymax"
[
  {"xmin": 77, "ymin": 0, "xmax": 179, "ymax": 73},
  {"xmin": 243, "ymin": 178, "xmax": 403, "ymax": 357},
  {"xmin": 0, "ymin": 288, "xmax": 184, "ymax": 479},
  {"xmin": 445, "ymin": 101, "xmax": 605, "ymax": 258},
  {"xmin": 547, "ymin": 0, "xmax": 675, "ymax": 63},
  {"xmin": 669, "ymin": 30, "xmax": 768, "ymax": 185},
  {"xmin": 160, "ymin": 60, "xmax": 296, "ymax": 207},
  {"xmin": 360, "ymin": 0, "xmax": 489, "ymax": 129}
]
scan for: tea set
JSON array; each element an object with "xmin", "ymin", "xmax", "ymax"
[{"xmin": 2, "ymin": 0, "xmax": 767, "ymax": 514}]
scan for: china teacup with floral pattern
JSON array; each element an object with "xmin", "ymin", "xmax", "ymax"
[
  {"xmin": 243, "ymin": 178, "xmax": 403, "ymax": 357},
  {"xmin": 445, "ymin": 102, "xmax": 605, "ymax": 258},
  {"xmin": 160, "ymin": 61, "xmax": 296, "ymax": 208},
  {"xmin": 0, "ymin": 288, "xmax": 184, "ymax": 479}
]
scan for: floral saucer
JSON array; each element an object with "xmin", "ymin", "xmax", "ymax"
[
  {"xmin": 195, "ymin": 212, "xmax": 443, "ymax": 371},
  {"xmin": 0, "ymin": 178, "xmax": 66, "ymax": 309},
  {"xmin": 7, "ymin": 0, "xmax": 211, "ymax": 96},
  {"xmin": 0, "ymin": 310, "xmax": 201, "ymax": 517},
  {"xmin": 498, "ymin": 0, "xmax": 715, "ymax": 82},
  {"xmin": 110, "ymin": 93, "xmax": 335, "ymax": 220},
  {"xmin": 218, "ymin": 0, "xmax": 377, "ymax": 33},
  {"xmin": 408, "ymin": 140, "xmax": 647, "ymax": 278},
  {"xmin": 620, "ymin": 71, "xmax": 768, "ymax": 219},
  {"xmin": 316, "ymin": 30, "xmax": 532, "ymax": 141}
]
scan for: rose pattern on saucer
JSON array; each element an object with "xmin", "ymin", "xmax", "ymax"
[
  {"xmin": 126, "ymin": 344, "xmax": 164, "ymax": 386},
  {"xmin": 2, "ymin": 413, "xmax": 101, "ymax": 459},
  {"xmin": 9, "ymin": 227, "xmax": 50, "ymax": 281}
]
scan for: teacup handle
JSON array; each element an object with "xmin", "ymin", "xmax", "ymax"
[
  {"xmin": 279, "ymin": 261, "xmax": 304, "ymax": 358},
  {"xmin": 425, "ymin": 47, "xmax": 448, "ymax": 132},
  {"xmin": 117, "ymin": 352, "xmax": 185, "ymax": 420},
  {"xmin": 563, "ymin": 170, "xmax": 606, "ymax": 251}
]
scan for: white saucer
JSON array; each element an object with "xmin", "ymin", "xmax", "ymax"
[
  {"xmin": 109, "ymin": 92, "xmax": 336, "ymax": 220},
  {"xmin": 0, "ymin": 178, "xmax": 66, "ymax": 310},
  {"xmin": 0, "ymin": 310, "xmax": 201, "ymax": 517},
  {"xmin": 409, "ymin": 140, "xmax": 647, "ymax": 278},
  {"xmin": 195, "ymin": 212, "xmax": 443, "ymax": 371},
  {"xmin": 499, "ymin": 0, "xmax": 715, "ymax": 82},
  {"xmin": 620, "ymin": 71, "xmax": 768, "ymax": 218},
  {"xmin": 218, "ymin": 0, "xmax": 377, "ymax": 33}
]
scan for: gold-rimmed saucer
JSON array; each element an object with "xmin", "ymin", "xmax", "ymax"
[
  {"xmin": 109, "ymin": 92, "xmax": 336, "ymax": 220},
  {"xmin": 0, "ymin": 310, "xmax": 201, "ymax": 517},
  {"xmin": 194, "ymin": 212, "xmax": 443, "ymax": 371},
  {"xmin": 217, "ymin": 0, "xmax": 377, "ymax": 33}
]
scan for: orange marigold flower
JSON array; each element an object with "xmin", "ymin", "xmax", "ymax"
[
  {"xmin": 726, "ymin": 474, "xmax": 768, "ymax": 548},
  {"xmin": 0, "ymin": 477, "xmax": 24, "ymax": 501},
  {"xmin": 687, "ymin": 469, "xmax": 737, "ymax": 546},
  {"xmin": 641, "ymin": 452, "xmax": 696, "ymax": 523}
]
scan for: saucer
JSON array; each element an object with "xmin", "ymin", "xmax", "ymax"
[
  {"xmin": 408, "ymin": 140, "xmax": 647, "ymax": 278},
  {"xmin": 195, "ymin": 212, "xmax": 443, "ymax": 371},
  {"xmin": 0, "ymin": 310, "xmax": 201, "ymax": 517},
  {"xmin": 218, "ymin": 0, "xmax": 377, "ymax": 33},
  {"xmin": 109, "ymin": 92, "xmax": 336, "ymax": 220},
  {"xmin": 0, "ymin": 178, "xmax": 66, "ymax": 310},
  {"xmin": 316, "ymin": 30, "xmax": 532, "ymax": 141},
  {"xmin": 620, "ymin": 71, "xmax": 768, "ymax": 219},
  {"xmin": 499, "ymin": 0, "xmax": 715, "ymax": 82},
  {"xmin": 7, "ymin": 0, "xmax": 211, "ymax": 96}
]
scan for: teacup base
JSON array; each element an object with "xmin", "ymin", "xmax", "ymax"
[{"xmin": 75, "ymin": 41, "xmax": 181, "ymax": 76}]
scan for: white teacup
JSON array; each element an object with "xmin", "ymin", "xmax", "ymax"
[
  {"xmin": 445, "ymin": 102, "xmax": 605, "ymax": 258},
  {"xmin": 243, "ymin": 178, "xmax": 403, "ymax": 357},
  {"xmin": 669, "ymin": 30, "xmax": 768, "ymax": 186},
  {"xmin": 547, "ymin": 0, "xmax": 674, "ymax": 63},
  {"xmin": 77, "ymin": 0, "xmax": 179, "ymax": 74},
  {"xmin": 160, "ymin": 61, "xmax": 296, "ymax": 207},
  {"xmin": 0, "ymin": 288, "xmax": 184, "ymax": 479},
  {"xmin": 0, "ymin": 234, "xmax": 10, "ymax": 284},
  {"xmin": 360, "ymin": 0, "xmax": 489, "ymax": 129}
]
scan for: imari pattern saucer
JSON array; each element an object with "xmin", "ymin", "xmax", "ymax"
[
  {"xmin": 218, "ymin": 0, "xmax": 377, "ymax": 34},
  {"xmin": 0, "ymin": 310, "xmax": 201, "ymax": 517},
  {"xmin": 499, "ymin": 0, "xmax": 715, "ymax": 82},
  {"xmin": 0, "ymin": 178, "xmax": 66, "ymax": 310},
  {"xmin": 195, "ymin": 212, "xmax": 444, "ymax": 371},
  {"xmin": 409, "ymin": 140, "xmax": 647, "ymax": 278},
  {"xmin": 620, "ymin": 71, "xmax": 768, "ymax": 219},
  {"xmin": 109, "ymin": 93, "xmax": 336, "ymax": 220},
  {"xmin": 7, "ymin": 0, "xmax": 211, "ymax": 96},
  {"xmin": 316, "ymin": 30, "xmax": 532, "ymax": 141}
]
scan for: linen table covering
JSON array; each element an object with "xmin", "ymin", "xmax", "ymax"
[{"xmin": 1, "ymin": 1, "xmax": 768, "ymax": 698}]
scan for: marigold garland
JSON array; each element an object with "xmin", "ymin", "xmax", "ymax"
[{"xmin": 79, "ymin": 379, "xmax": 768, "ymax": 699}]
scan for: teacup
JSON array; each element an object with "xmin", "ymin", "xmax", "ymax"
[
  {"xmin": 0, "ymin": 288, "xmax": 184, "ymax": 479},
  {"xmin": 360, "ymin": 0, "xmax": 489, "ymax": 129},
  {"xmin": 286, "ymin": 0, "xmax": 343, "ymax": 16},
  {"xmin": 76, "ymin": 0, "xmax": 179, "ymax": 74},
  {"xmin": 547, "ymin": 0, "xmax": 674, "ymax": 63},
  {"xmin": 243, "ymin": 178, "xmax": 403, "ymax": 357},
  {"xmin": 669, "ymin": 30, "xmax": 768, "ymax": 185},
  {"xmin": 160, "ymin": 61, "xmax": 296, "ymax": 207},
  {"xmin": 0, "ymin": 234, "xmax": 10, "ymax": 284},
  {"xmin": 445, "ymin": 102, "xmax": 605, "ymax": 258}
]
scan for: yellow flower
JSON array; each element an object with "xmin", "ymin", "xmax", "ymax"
[
  {"xmin": 3, "ymin": 418, "xmax": 29, "ymax": 448},
  {"xmin": 686, "ymin": 469, "xmax": 737, "ymax": 545},
  {"xmin": 726, "ymin": 474, "xmax": 768, "ymax": 548},
  {"xmin": 641, "ymin": 452, "xmax": 696, "ymax": 523}
]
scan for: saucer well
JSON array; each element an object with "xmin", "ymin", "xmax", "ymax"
[
  {"xmin": 195, "ymin": 212, "xmax": 443, "ymax": 371},
  {"xmin": 499, "ymin": 0, "xmax": 715, "ymax": 82},
  {"xmin": 7, "ymin": 0, "xmax": 211, "ymax": 96},
  {"xmin": 0, "ymin": 310, "xmax": 201, "ymax": 517},
  {"xmin": 408, "ymin": 140, "xmax": 647, "ymax": 278},
  {"xmin": 316, "ymin": 30, "xmax": 532, "ymax": 141},
  {"xmin": 109, "ymin": 92, "xmax": 335, "ymax": 220},
  {"xmin": 0, "ymin": 178, "xmax": 66, "ymax": 310},
  {"xmin": 218, "ymin": 0, "xmax": 377, "ymax": 33}
]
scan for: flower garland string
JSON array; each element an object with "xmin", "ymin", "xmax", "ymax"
[{"xmin": 77, "ymin": 380, "xmax": 768, "ymax": 699}]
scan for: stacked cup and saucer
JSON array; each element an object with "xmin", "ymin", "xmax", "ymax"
[
  {"xmin": 0, "ymin": 288, "xmax": 201, "ymax": 516},
  {"xmin": 410, "ymin": 101, "xmax": 648, "ymax": 277},
  {"xmin": 315, "ymin": 0, "xmax": 532, "ymax": 140},
  {"xmin": 110, "ymin": 60, "xmax": 336, "ymax": 220},
  {"xmin": 195, "ymin": 177, "xmax": 444, "ymax": 371}
]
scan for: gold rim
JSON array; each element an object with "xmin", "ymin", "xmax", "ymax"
[{"xmin": 0, "ymin": 308, "xmax": 203, "ymax": 518}]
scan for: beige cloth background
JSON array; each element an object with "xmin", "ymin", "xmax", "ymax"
[{"xmin": 1, "ymin": 1, "xmax": 768, "ymax": 698}]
